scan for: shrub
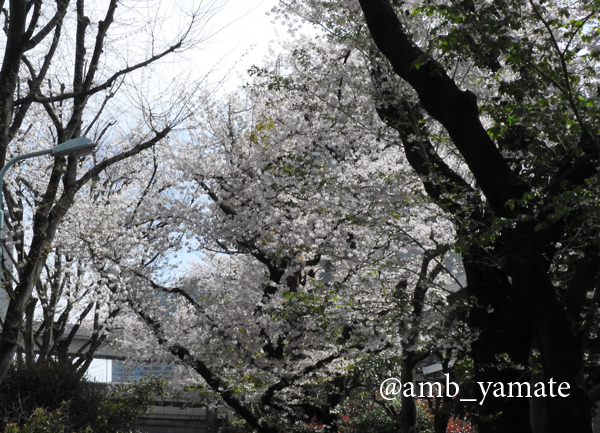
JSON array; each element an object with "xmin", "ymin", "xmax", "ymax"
[{"xmin": 0, "ymin": 362, "xmax": 164, "ymax": 433}]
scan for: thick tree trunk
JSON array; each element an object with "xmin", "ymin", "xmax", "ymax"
[
  {"xmin": 505, "ymin": 228, "xmax": 591, "ymax": 433},
  {"xmin": 463, "ymin": 247, "xmax": 533, "ymax": 433}
]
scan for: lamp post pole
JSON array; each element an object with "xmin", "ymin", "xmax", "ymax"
[{"xmin": 0, "ymin": 137, "xmax": 97, "ymax": 279}]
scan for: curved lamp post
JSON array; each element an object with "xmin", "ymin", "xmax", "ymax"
[{"xmin": 0, "ymin": 137, "xmax": 97, "ymax": 270}]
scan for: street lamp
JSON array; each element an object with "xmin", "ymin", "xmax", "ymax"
[{"xmin": 0, "ymin": 137, "xmax": 97, "ymax": 269}]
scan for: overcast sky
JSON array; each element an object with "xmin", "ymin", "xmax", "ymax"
[{"xmin": 185, "ymin": 0, "xmax": 289, "ymax": 87}]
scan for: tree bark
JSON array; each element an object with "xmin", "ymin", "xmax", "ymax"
[{"xmin": 398, "ymin": 352, "xmax": 418, "ymax": 433}]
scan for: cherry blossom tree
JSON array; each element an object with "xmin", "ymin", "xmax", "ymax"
[
  {"xmin": 0, "ymin": 0, "xmax": 223, "ymax": 384},
  {"xmin": 104, "ymin": 37, "xmax": 465, "ymax": 433},
  {"xmin": 0, "ymin": 2, "xmax": 464, "ymax": 432},
  {"xmin": 271, "ymin": 0, "xmax": 600, "ymax": 432}
]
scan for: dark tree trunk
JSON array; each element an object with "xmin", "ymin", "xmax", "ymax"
[
  {"xmin": 463, "ymin": 247, "xmax": 533, "ymax": 433},
  {"xmin": 398, "ymin": 353, "xmax": 418, "ymax": 433}
]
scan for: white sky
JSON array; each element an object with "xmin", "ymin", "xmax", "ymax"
[{"xmin": 179, "ymin": 0, "xmax": 290, "ymax": 88}]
